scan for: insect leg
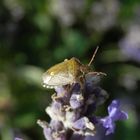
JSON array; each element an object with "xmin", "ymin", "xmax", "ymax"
[{"xmin": 86, "ymin": 71, "xmax": 107, "ymax": 76}]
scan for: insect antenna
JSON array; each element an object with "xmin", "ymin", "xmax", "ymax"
[{"xmin": 88, "ymin": 46, "xmax": 99, "ymax": 66}]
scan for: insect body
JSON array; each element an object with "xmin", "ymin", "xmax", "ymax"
[
  {"xmin": 42, "ymin": 47, "xmax": 103, "ymax": 88},
  {"xmin": 43, "ymin": 57, "xmax": 88, "ymax": 88}
]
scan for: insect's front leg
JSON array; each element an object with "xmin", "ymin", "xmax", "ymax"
[
  {"xmin": 86, "ymin": 71, "xmax": 107, "ymax": 76},
  {"xmin": 76, "ymin": 66, "xmax": 87, "ymax": 88},
  {"xmin": 77, "ymin": 75, "xmax": 85, "ymax": 88}
]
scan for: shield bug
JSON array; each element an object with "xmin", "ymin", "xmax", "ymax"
[{"xmin": 42, "ymin": 47, "xmax": 105, "ymax": 89}]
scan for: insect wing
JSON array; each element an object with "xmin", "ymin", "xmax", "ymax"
[
  {"xmin": 42, "ymin": 60, "xmax": 75, "ymax": 87},
  {"xmin": 45, "ymin": 72, "xmax": 74, "ymax": 86}
]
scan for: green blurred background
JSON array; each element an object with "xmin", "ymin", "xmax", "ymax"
[{"xmin": 0, "ymin": 0, "xmax": 140, "ymax": 140}]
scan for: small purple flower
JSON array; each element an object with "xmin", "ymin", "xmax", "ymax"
[
  {"xmin": 70, "ymin": 93, "xmax": 84, "ymax": 109},
  {"xmin": 64, "ymin": 110, "xmax": 81, "ymax": 129},
  {"xmin": 37, "ymin": 120, "xmax": 53, "ymax": 140},
  {"xmin": 50, "ymin": 120, "xmax": 64, "ymax": 131},
  {"xmin": 55, "ymin": 86, "xmax": 66, "ymax": 96},
  {"xmin": 100, "ymin": 100, "xmax": 128, "ymax": 135},
  {"xmin": 108, "ymin": 100, "xmax": 128, "ymax": 121},
  {"xmin": 46, "ymin": 101, "xmax": 65, "ymax": 121},
  {"xmin": 72, "ymin": 117, "xmax": 95, "ymax": 136},
  {"xmin": 37, "ymin": 120, "xmax": 66, "ymax": 140}
]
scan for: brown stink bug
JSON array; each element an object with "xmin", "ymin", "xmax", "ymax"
[{"xmin": 42, "ymin": 47, "xmax": 105, "ymax": 89}]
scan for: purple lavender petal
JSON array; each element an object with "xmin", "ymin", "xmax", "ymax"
[
  {"xmin": 73, "ymin": 117, "xmax": 87, "ymax": 130},
  {"xmin": 108, "ymin": 100, "xmax": 128, "ymax": 121},
  {"xmin": 43, "ymin": 127, "xmax": 53, "ymax": 140},
  {"xmin": 70, "ymin": 93, "xmax": 84, "ymax": 109},
  {"xmin": 50, "ymin": 120, "xmax": 64, "ymax": 131},
  {"xmin": 71, "ymin": 83, "xmax": 81, "ymax": 92},
  {"xmin": 85, "ymin": 124, "xmax": 113, "ymax": 140},
  {"xmin": 65, "ymin": 110, "xmax": 81, "ymax": 128},
  {"xmin": 72, "ymin": 117, "xmax": 95, "ymax": 131},
  {"xmin": 54, "ymin": 132, "xmax": 67, "ymax": 140},
  {"xmin": 46, "ymin": 101, "xmax": 65, "ymax": 121},
  {"xmin": 37, "ymin": 120, "xmax": 53, "ymax": 140},
  {"xmin": 100, "ymin": 117, "xmax": 115, "ymax": 135},
  {"xmin": 85, "ymin": 73, "xmax": 101, "ymax": 86},
  {"xmin": 115, "ymin": 110, "xmax": 128, "ymax": 120},
  {"xmin": 100, "ymin": 100, "xmax": 128, "ymax": 135},
  {"xmin": 37, "ymin": 120, "xmax": 67, "ymax": 140},
  {"xmin": 55, "ymin": 86, "xmax": 67, "ymax": 97},
  {"xmin": 55, "ymin": 86, "xmax": 65, "ymax": 94},
  {"xmin": 108, "ymin": 100, "xmax": 120, "ymax": 113}
]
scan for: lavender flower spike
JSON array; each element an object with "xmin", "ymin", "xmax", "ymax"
[
  {"xmin": 39, "ymin": 60, "xmax": 128, "ymax": 139},
  {"xmin": 100, "ymin": 100, "xmax": 128, "ymax": 135}
]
